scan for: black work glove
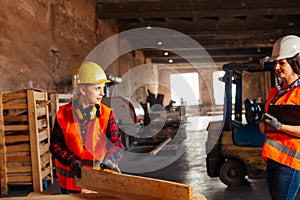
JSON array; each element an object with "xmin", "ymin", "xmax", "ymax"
[
  {"xmin": 263, "ymin": 113, "xmax": 282, "ymax": 131},
  {"xmin": 70, "ymin": 160, "xmax": 82, "ymax": 178},
  {"xmin": 100, "ymin": 159, "xmax": 121, "ymax": 173}
]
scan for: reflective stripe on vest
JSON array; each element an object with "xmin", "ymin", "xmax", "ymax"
[
  {"xmin": 55, "ymin": 102, "xmax": 112, "ymax": 191},
  {"xmin": 266, "ymin": 137, "xmax": 300, "ymax": 160},
  {"xmin": 262, "ymin": 86, "xmax": 300, "ymax": 170}
]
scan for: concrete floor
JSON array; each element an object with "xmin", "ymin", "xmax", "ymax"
[
  {"xmin": 134, "ymin": 116, "xmax": 300, "ymax": 200},
  {"xmin": 134, "ymin": 116, "xmax": 271, "ymax": 200},
  {"xmin": 2, "ymin": 116, "xmax": 300, "ymax": 199}
]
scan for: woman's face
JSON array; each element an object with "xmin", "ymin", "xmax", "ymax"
[
  {"xmin": 80, "ymin": 83, "xmax": 105, "ymax": 106},
  {"xmin": 274, "ymin": 58, "xmax": 295, "ymax": 80}
]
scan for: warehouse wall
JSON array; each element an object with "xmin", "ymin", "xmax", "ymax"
[
  {"xmin": 0, "ymin": 0, "xmax": 267, "ymax": 114},
  {"xmin": 0, "ymin": 0, "xmax": 119, "ymax": 93},
  {"xmin": 110, "ymin": 39, "xmax": 157, "ymax": 104}
]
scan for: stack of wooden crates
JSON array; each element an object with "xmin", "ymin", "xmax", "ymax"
[
  {"xmin": 0, "ymin": 88, "xmax": 54, "ymax": 195},
  {"xmin": 48, "ymin": 93, "xmax": 72, "ymax": 128}
]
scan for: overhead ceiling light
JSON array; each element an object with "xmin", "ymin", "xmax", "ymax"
[
  {"xmin": 157, "ymin": 41, "xmax": 163, "ymax": 46},
  {"xmin": 163, "ymin": 51, "xmax": 169, "ymax": 56},
  {"xmin": 168, "ymin": 59, "xmax": 174, "ymax": 63},
  {"xmin": 146, "ymin": 24, "xmax": 152, "ymax": 29}
]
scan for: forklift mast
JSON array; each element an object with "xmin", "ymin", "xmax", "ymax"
[
  {"xmin": 222, "ymin": 61, "xmax": 275, "ymax": 131},
  {"xmin": 205, "ymin": 59, "xmax": 276, "ymax": 186}
]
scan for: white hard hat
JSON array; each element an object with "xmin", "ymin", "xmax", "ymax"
[{"xmin": 271, "ymin": 35, "xmax": 300, "ymax": 61}]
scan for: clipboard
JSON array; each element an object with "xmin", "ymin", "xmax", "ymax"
[{"xmin": 268, "ymin": 104, "xmax": 300, "ymax": 125}]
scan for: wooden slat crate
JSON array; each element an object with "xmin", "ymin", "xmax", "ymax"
[
  {"xmin": 0, "ymin": 89, "xmax": 54, "ymax": 195},
  {"xmin": 48, "ymin": 93, "xmax": 72, "ymax": 129}
]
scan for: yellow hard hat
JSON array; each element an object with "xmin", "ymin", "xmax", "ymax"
[
  {"xmin": 73, "ymin": 61, "xmax": 110, "ymax": 87},
  {"xmin": 71, "ymin": 65, "xmax": 80, "ymax": 88}
]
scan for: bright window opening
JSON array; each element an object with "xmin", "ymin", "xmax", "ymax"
[
  {"xmin": 170, "ymin": 73, "xmax": 199, "ymax": 106},
  {"xmin": 213, "ymin": 71, "xmax": 236, "ymax": 105}
]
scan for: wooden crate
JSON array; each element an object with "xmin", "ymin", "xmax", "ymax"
[
  {"xmin": 48, "ymin": 93, "xmax": 72, "ymax": 129},
  {"xmin": 0, "ymin": 89, "xmax": 54, "ymax": 195}
]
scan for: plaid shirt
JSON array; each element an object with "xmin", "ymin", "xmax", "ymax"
[{"xmin": 50, "ymin": 106, "xmax": 124, "ymax": 166}]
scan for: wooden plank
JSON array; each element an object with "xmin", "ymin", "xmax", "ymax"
[
  {"xmin": 40, "ymin": 143, "xmax": 49, "ymax": 156},
  {"xmin": 7, "ymin": 166, "xmax": 32, "ymax": 173},
  {"xmin": 41, "ymin": 166, "xmax": 51, "ymax": 179},
  {"xmin": 4, "ymin": 124, "xmax": 29, "ymax": 132},
  {"xmin": 37, "ymin": 118, "xmax": 47, "ymax": 129},
  {"xmin": 0, "ymin": 92, "xmax": 9, "ymax": 194},
  {"xmin": 33, "ymin": 90, "xmax": 46, "ymax": 101},
  {"xmin": 3, "ymin": 103, "xmax": 28, "ymax": 110},
  {"xmin": 38, "ymin": 129, "xmax": 48, "ymax": 142},
  {"xmin": 4, "ymin": 115, "xmax": 28, "ymax": 122},
  {"xmin": 58, "ymin": 93, "xmax": 72, "ymax": 100},
  {"xmin": 36, "ymin": 107, "xmax": 46, "ymax": 117},
  {"xmin": 0, "ymin": 193, "xmax": 123, "ymax": 200},
  {"xmin": 6, "ymin": 144, "xmax": 30, "ymax": 153},
  {"xmin": 49, "ymin": 93, "xmax": 58, "ymax": 128},
  {"xmin": 76, "ymin": 168, "xmax": 205, "ymax": 200},
  {"xmin": 6, "ymin": 155, "xmax": 31, "ymax": 162},
  {"xmin": 3, "ymin": 109, "xmax": 27, "ymax": 118},
  {"xmin": 43, "ymin": 92, "xmax": 54, "ymax": 184},
  {"xmin": 27, "ymin": 89, "xmax": 43, "ymax": 192},
  {"xmin": 40, "ymin": 152, "xmax": 51, "ymax": 166},
  {"xmin": 5, "ymin": 135, "xmax": 29, "ymax": 143},
  {"xmin": 2, "ymin": 91, "xmax": 27, "ymax": 100},
  {"xmin": 7, "ymin": 175, "xmax": 32, "ymax": 183},
  {"xmin": 150, "ymin": 137, "xmax": 172, "ymax": 156},
  {"xmin": 0, "ymin": 191, "xmax": 205, "ymax": 200}
]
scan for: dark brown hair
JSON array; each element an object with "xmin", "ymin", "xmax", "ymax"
[{"xmin": 287, "ymin": 53, "xmax": 300, "ymax": 75}]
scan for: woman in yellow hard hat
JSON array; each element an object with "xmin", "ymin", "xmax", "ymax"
[
  {"xmin": 260, "ymin": 35, "xmax": 300, "ymax": 200},
  {"xmin": 50, "ymin": 61, "xmax": 125, "ymax": 194}
]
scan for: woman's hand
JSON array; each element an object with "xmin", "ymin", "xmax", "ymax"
[{"xmin": 262, "ymin": 113, "xmax": 282, "ymax": 131}]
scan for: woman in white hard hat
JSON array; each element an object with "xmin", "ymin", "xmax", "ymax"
[
  {"xmin": 50, "ymin": 61, "xmax": 125, "ymax": 194},
  {"xmin": 260, "ymin": 35, "xmax": 300, "ymax": 200}
]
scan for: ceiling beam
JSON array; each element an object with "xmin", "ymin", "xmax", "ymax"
[
  {"xmin": 95, "ymin": 0, "xmax": 300, "ymax": 64},
  {"xmin": 117, "ymin": 15, "xmax": 300, "ymax": 32},
  {"xmin": 96, "ymin": 1, "xmax": 300, "ymax": 18}
]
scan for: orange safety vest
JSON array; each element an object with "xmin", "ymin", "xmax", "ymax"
[
  {"xmin": 55, "ymin": 102, "xmax": 112, "ymax": 191},
  {"xmin": 262, "ymin": 86, "xmax": 300, "ymax": 170}
]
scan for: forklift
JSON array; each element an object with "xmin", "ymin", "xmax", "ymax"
[{"xmin": 206, "ymin": 60, "xmax": 275, "ymax": 186}]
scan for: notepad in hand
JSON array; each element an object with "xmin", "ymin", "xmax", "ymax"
[{"xmin": 268, "ymin": 104, "xmax": 300, "ymax": 125}]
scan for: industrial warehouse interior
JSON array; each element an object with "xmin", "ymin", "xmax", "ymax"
[{"xmin": 0, "ymin": 0, "xmax": 300, "ymax": 199}]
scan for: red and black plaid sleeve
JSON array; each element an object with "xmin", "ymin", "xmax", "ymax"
[{"xmin": 104, "ymin": 110, "xmax": 125, "ymax": 164}]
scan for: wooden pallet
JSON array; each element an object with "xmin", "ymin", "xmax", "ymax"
[
  {"xmin": 48, "ymin": 93, "xmax": 72, "ymax": 128},
  {"xmin": 0, "ymin": 89, "xmax": 54, "ymax": 195}
]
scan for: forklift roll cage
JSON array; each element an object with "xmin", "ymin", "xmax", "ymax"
[{"xmin": 206, "ymin": 60, "xmax": 275, "ymax": 186}]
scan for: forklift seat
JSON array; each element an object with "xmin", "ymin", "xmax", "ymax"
[
  {"xmin": 232, "ymin": 123, "xmax": 265, "ymax": 147},
  {"xmin": 231, "ymin": 98, "xmax": 265, "ymax": 147},
  {"xmin": 244, "ymin": 98, "xmax": 264, "ymax": 125}
]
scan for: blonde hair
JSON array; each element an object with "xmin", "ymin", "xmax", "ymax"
[{"xmin": 72, "ymin": 85, "xmax": 82, "ymax": 101}]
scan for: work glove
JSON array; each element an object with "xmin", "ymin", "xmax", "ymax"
[
  {"xmin": 70, "ymin": 160, "xmax": 82, "ymax": 178},
  {"xmin": 263, "ymin": 113, "xmax": 282, "ymax": 131},
  {"xmin": 100, "ymin": 159, "xmax": 121, "ymax": 173}
]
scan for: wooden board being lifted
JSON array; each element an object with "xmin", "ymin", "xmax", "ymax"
[
  {"xmin": 1, "ymin": 168, "xmax": 205, "ymax": 200},
  {"xmin": 76, "ymin": 168, "xmax": 205, "ymax": 200}
]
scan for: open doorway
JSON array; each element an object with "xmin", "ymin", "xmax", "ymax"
[
  {"xmin": 213, "ymin": 71, "xmax": 236, "ymax": 105},
  {"xmin": 170, "ymin": 73, "xmax": 200, "ymax": 106}
]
